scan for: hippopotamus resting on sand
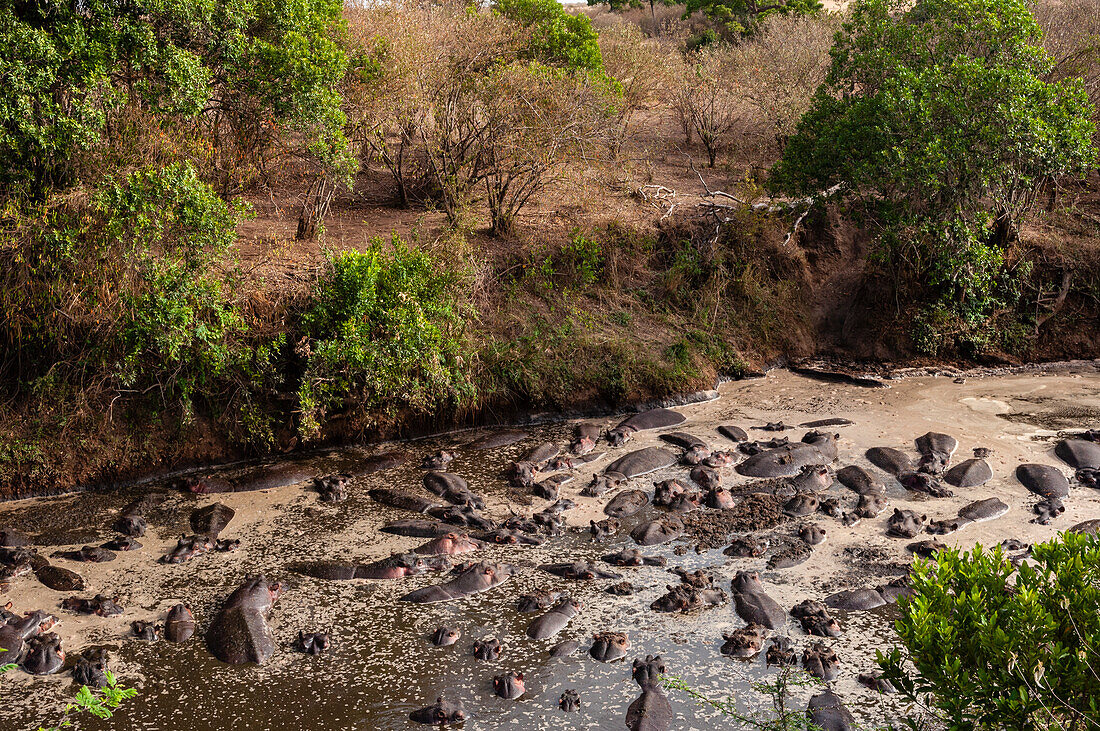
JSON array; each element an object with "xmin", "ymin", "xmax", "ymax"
[
  {"xmin": 944, "ymin": 458, "xmax": 992, "ymax": 487},
  {"xmin": 72, "ymin": 649, "xmax": 109, "ymax": 688},
  {"xmin": 469, "ymin": 430, "xmax": 527, "ymax": 450},
  {"xmin": 368, "ymin": 488, "xmax": 438, "ymax": 514},
  {"xmin": 165, "ymin": 603, "xmax": 196, "ymax": 643},
  {"xmin": 866, "ymin": 447, "xmax": 914, "ymax": 476},
  {"xmin": 607, "ymin": 408, "xmax": 686, "ymax": 446},
  {"xmin": 718, "ymin": 424, "xmax": 748, "ymax": 442},
  {"xmin": 626, "ymin": 655, "xmax": 672, "ymax": 731},
  {"xmin": 1056, "ymin": 439, "xmax": 1100, "ymax": 470},
  {"xmin": 400, "ymin": 561, "xmax": 514, "ymax": 603},
  {"xmin": 62, "ymin": 594, "xmax": 123, "ymax": 616},
  {"xmin": 206, "ymin": 575, "xmax": 282, "ymax": 664},
  {"xmin": 824, "ymin": 588, "xmax": 886, "ymax": 612},
  {"xmin": 605, "ymin": 448, "xmax": 677, "ymax": 479},
  {"xmin": 190, "ymin": 503, "xmax": 235, "ymax": 538},
  {"xmin": 234, "ymin": 464, "xmax": 316, "ymax": 492},
  {"xmin": 161, "ymin": 535, "xmax": 214, "ymax": 564},
  {"xmin": 836, "ymin": 466, "xmax": 884, "ymax": 496},
  {"xmin": 409, "ymin": 696, "xmax": 465, "ymax": 725},
  {"xmin": 916, "ymin": 432, "xmax": 957, "ymax": 475},
  {"xmin": 34, "ymin": 563, "xmax": 85, "ymax": 592},
  {"xmin": 958, "ymin": 497, "xmax": 1009, "ymax": 522},
  {"xmin": 886, "ymin": 509, "xmax": 927, "ymax": 538},
  {"xmin": 0, "ymin": 610, "xmax": 56, "ymax": 663},
  {"xmin": 53, "ymin": 546, "xmax": 116, "ymax": 563},
  {"xmin": 604, "ymin": 489, "xmax": 650, "ymax": 518},
  {"xmin": 21, "ymin": 632, "xmax": 64, "ymax": 675},
  {"xmin": 1016, "ymin": 464, "xmax": 1070, "ymax": 499},
  {"xmin": 730, "ymin": 571, "xmax": 786, "ymax": 629}
]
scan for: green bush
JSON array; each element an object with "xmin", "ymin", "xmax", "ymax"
[
  {"xmin": 494, "ymin": 0, "xmax": 605, "ymax": 74},
  {"xmin": 562, "ymin": 230, "xmax": 604, "ymax": 287},
  {"xmin": 297, "ymin": 235, "xmax": 474, "ymax": 439},
  {"xmin": 879, "ymin": 532, "xmax": 1100, "ymax": 730}
]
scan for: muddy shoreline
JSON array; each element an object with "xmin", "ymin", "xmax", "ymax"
[{"xmin": 1, "ymin": 366, "xmax": 1098, "ymax": 730}]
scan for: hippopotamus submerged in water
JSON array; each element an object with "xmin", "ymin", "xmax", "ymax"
[
  {"xmin": 62, "ymin": 594, "xmax": 123, "ymax": 617},
  {"xmin": 590, "ymin": 632, "xmax": 630, "ymax": 662},
  {"xmin": 802, "ymin": 642, "xmax": 840, "ymax": 681},
  {"xmin": 493, "ymin": 671, "xmax": 526, "ymax": 699},
  {"xmin": 206, "ymin": 575, "xmax": 282, "ymax": 665},
  {"xmin": 430, "ymin": 626, "xmax": 461, "ymax": 646},
  {"xmin": 721, "ymin": 623, "xmax": 769, "ymax": 658},
  {"xmin": 626, "ymin": 655, "xmax": 672, "ymax": 731},
  {"xmin": 296, "ymin": 631, "xmax": 330, "ymax": 655},
  {"xmin": 0, "ymin": 610, "xmax": 56, "ymax": 665},
  {"xmin": 808, "ymin": 690, "xmax": 856, "ymax": 731},
  {"xmin": 472, "ymin": 637, "xmax": 502, "ymax": 661},
  {"xmin": 791, "ymin": 600, "xmax": 842, "ymax": 637},
  {"xmin": 164, "ymin": 603, "xmax": 196, "ymax": 643},
  {"xmin": 72, "ymin": 649, "xmax": 109, "ymax": 688},
  {"xmin": 368, "ymin": 488, "xmax": 438, "ymax": 514},
  {"xmin": 730, "ymin": 571, "xmax": 786, "ymax": 629},
  {"xmin": 295, "ymin": 554, "xmax": 446, "ymax": 581},
  {"xmin": 409, "ymin": 696, "xmax": 465, "ymax": 725},
  {"xmin": 413, "ymin": 533, "xmax": 482, "ymax": 556},
  {"xmin": 400, "ymin": 561, "xmax": 515, "ymax": 603},
  {"xmin": 559, "ymin": 689, "xmax": 582, "ymax": 712},
  {"xmin": 736, "ymin": 432, "xmax": 838, "ymax": 478},
  {"xmin": 540, "ymin": 561, "xmax": 622, "ymax": 581},
  {"xmin": 526, "ymin": 597, "xmax": 582, "ymax": 640}
]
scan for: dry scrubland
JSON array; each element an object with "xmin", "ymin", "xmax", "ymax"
[{"xmin": 1, "ymin": 0, "xmax": 1099, "ymax": 495}]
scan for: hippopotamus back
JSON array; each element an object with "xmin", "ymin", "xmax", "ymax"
[{"xmin": 206, "ymin": 576, "xmax": 279, "ymax": 664}]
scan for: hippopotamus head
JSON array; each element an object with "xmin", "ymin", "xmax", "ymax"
[
  {"xmin": 493, "ymin": 671, "xmax": 525, "ymax": 699},
  {"xmin": 72, "ymin": 649, "xmax": 109, "ymax": 688},
  {"xmin": 559, "ymin": 689, "xmax": 581, "ymax": 712},
  {"xmin": 410, "ymin": 696, "xmax": 465, "ymax": 725},
  {"xmin": 471, "ymin": 637, "xmax": 502, "ymax": 661},
  {"xmin": 430, "ymin": 626, "xmax": 461, "ymax": 646},
  {"xmin": 22, "ymin": 632, "xmax": 64, "ymax": 675},
  {"xmin": 632, "ymin": 654, "xmax": 667, "ymax": 687},
  {"xmin": 731, "ymin": 571, "xmax": 765, "ymax": 595},
  {"xmin": 297, "ymin": 630, "xmax": 330, "ymax": 655},
  {"xmin": 589, "ymin": 631, "xmax": 630, "ymax": 662},
  {"xmin": 231, "ymin": 576, "xmax": 282, "ymax": 613}
]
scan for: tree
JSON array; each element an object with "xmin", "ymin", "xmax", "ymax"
[
  {"xmin": 586, "ymin": 0, "xmax": 680, "ymax": 37},
  {"xmin": 879, "ymin": 533, "xmax": 1100, "ymax": 730},
  {"xmin": 770, "ymin": 0, "xmax": 1096, "ymax": 349},
  {"xmin": 681, "ymin": 0, "xmax": 822, "ymax": 36},
  {"xmin": 494, "ymin": 0, "xmax": 605, "ymax": 74},
  {"xmin": 676, "ymin": 48, "xmax": 743, "ymax": 167}
]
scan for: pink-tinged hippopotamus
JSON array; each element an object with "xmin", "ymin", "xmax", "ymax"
[
  {"xmin": 413, "ymin": 533, "xmax": 483, "ymax": 556},
  {"xmin": 493, "ymin": 671, "xmax": 525, "ymax": 699},
  {"xmin": 164, "ymin": 603, "xmax": 196, "ymax": 643},
  {"xmin": 400, "ymin": 561, "xmax": 515, "ymax": 603},
  {"xmin": 206, "ymin": 576, "xmax": 282, "ymax": 665}
]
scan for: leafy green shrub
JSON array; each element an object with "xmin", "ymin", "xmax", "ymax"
[
  {"xmin": 494, "ymin": 0, "xmax": 605, "ymax": 74},
  {"xmin": 879, "ymin": 532, "xmax": 1100, "ymax": 730},
  {"xmin": 562, "ymin": 230, "xmax": 604, "ymax": 287},
  {"xmin": 297, "ymin": 235, "xmax": 474, "ymax": 439}
]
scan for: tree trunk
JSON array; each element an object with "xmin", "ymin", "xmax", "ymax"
[{"xmin": 296, "ymin": 174, "xmax": 338, "ymax": 241}]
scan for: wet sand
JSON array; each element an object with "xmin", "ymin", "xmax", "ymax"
[{"xmin": 1, "ymin": 365, "xmax": 1098, "ymax": 730}]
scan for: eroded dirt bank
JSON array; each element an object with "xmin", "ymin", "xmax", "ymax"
[{"xmin": 1, "ymin": 366, "xmax": 1098, "ymax": 730}]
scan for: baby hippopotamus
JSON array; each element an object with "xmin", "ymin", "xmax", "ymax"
[
  {"xmin": 559, "ymin": 689, "xmax": 581, "ymax": 712},
  {"xmin": 430, "ymin": 626, "xmax": 461, "ymax": 646},
  {"xmin": 410, "ymin": 696, "xmax": 465, "ymax": 725},
  {"xmin": 493, "ymin": 671, "xmax": 525, "ymax": 699},
  {"xmin": 296, "ymin": 630, "xmax": 330, "ymax": 655},
  {"xmin": 589, "ymin": 631, "xmax": 630, "ymax": 662}
]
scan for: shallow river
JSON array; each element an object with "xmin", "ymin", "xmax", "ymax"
[{"xmin": 1, "ymin": 365, "xmax": 1099, "ymax": 730}]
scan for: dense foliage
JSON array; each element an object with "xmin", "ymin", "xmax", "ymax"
[
  {"xmin": 495, "ymin": 0, "xmax": 606, "ymax": 73},
  {"xmin": 682, "ymin": 0, "xmax": 822, "ymax": 35},
  {"xmin": 879, "ymin": 533, "xmax": 1100, "ymax": 730},
  {"xmin": 771, "ymin": 0, "xmax": 1096, "ymax": 353}
]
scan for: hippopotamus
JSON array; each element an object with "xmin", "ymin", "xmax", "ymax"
[
  {"xmin": 101, "ymin": 536, "xmax": 141, "ymax": 552},
  {"xmin": 582, "ymin": 472, "xmax": 624, "ymax": 497},
  {"xmin": 604, "ymin": 490, "xmax": 650, "ymax": 518},
  {"xmin": 798, "ymin": 524, "xmax": 827, "ymax": 546},
  {"xmin": 788, "ymin": 465, "xmax": 832, "ymax": 493},
  {"xmin": 866, "ymin": 447, "xmax": 915, "ymax": 476},
  {"xmin": 958, "ymin": 497, "xmax": 1009, "ymax": 522},
  {"xmin": 854, "ymin": 493, "xmax": 888, "ymax": 518},
  {"xmin": 836, "ymin": 466, "xmax": 885, "ymax": 496},
  {"xmin": 540, "ymin": 561, "xmax": 621, "ymax": 581},
  {"xmin": 22, "ymin": 632, "xmax": 65, "ymax": 675},
  {"xmin": 807, "ymin": 690, "xmax": 856, "ymax": 731},
  {"xmin": 368, "ymin": 488, "xmax": 438, "ymax": 514},
  {"xmin": 704, "ymin": 486, "xmax": 735, "ymax": 510},
  {"xmin": 206, "ymin": 575, "xmax": 282, "ymax": 664},
  {"xmin": 651, "ymin": 583, "xmax": 726, "ymax": 613},
  {"xmin": 626, "ymin": 655, "xmax": 672, "ymax": 731},
  {"xmin": 559, "ymin": 689, "xmax": 581, "ymax": 712},
  {"xmin": 72, "ymin": 649, "xmax": 109, "ymax": 688},
  {"xmin": 409, "ymin": 697, "xmax": 465, "ymax": 725},
  {"xmin": 916, "ymin": 432, "xmax": 957, "ymax": 474},
  {"xmin": 430, "ymin": 626, "xmax": 461, "ymax": 646},
  {"xmin": 802, "ymin": 642, "xmax": 839, "ymax": 680},
  {"xmin": 421, "ymin": 450, "xmax": 456, "ymax": 470},
  {"xmin": 296, "ymin": 631, "xmax": 330, "ymax": 655},
  {"xmin": 1078, "ymin": 468, "xmax": 1099, "ymax": 488},
  {"xmin": 724, "ymin": 536, "xmax": 768, "ymax": 558},
  {"xmin": 493, "ymin": 671, "xmax": 525, "ymax": 699},
  {"xmin": 730, "ymin": 572, "xmax": 786, "ymax": 629},
  {"xmin": 570, "ymin": 423, "xmax": 602, "ymax": 455},
  {"xmin": 944, "ymin": 458, "xmax": 992, "ymax": 488},
  {"xmin": 681, "ymin": 444, "xmax": 711, "ymax": 466},
  {"xmin": 356, "ymin": 553, "xmax": 445, "ymax": 580},
  {"xmin": 611, "ymin": 409, "xmax": 686, "ymax": 443},
  {"xmin": 877, "ymin": 576, "xmax": 914, "ymax": 604},
  {"xmin": 653, "ymin": 479, "xmax": 690, "ymax": 507},
  {"xmin": 1032, "ymin": 497, "xmax": 1065, "ymax": 525},
  {"xmin": 630, "ymin": 517, "xmax": 683, "ymax": 546},
  {"xmin": 908, "ymin": 539, "xmax": 947, "ymax": 558},
  {"xmin": 737, "ymin": 435, "xmax": 838, "ymax": 478},
  {"xmin": 857, "ymin": 672, "xmax": 897, "ymax": 695},
  {"xmin": 426, "ymin": 505, "xmax": 494, "ymax": 531},
  {"xmin": 704, "ymin": 450, "xmax": 738, "ymax": 468},
  {"xmin": 0, "ymin": 610, "xmax": 55, "ymax": 662},
  {"xmin": 423, "ymin": 472, "xmax": 484, "ymax": 509},
  {"xmin": 689, "ymin": 465, "xmax": 722, "ymax": 490},
  {"xmin": 1056, "ymin": 439, "xmax": 1100, "ymax": 470},
  {"xmin": 62, "ymin": 594, "xmax": 123, "ymax": 616},
  {"xmin": 766, "ymin": 539, "xmax": 812, "ymax": 570},
  {"xmin": 190, "ymin": 503, "xmax": 235, "ymax": 538},
  {"xmin": 33, "ymin": 564, "xmax": 85, "ymax": 592},
  {"xmin": 506, "ymin": 461, "xmax": 538, "ymax": 489},
  {"xmin": 1016, "ymin": 464, "xmax": 1070, "ymax": 499},
  {"xmin": 0, "ymin": 529, "xmax": 31, "ymax": 547},
  {"xmin": 606, "ymin": 581, "xmax": 639, "ymax": 596},
  {"xmin": 161, "ymin": 535, "xmax": 215, "ymax": 564},
  {"xmin": 741, "ymin": 437, "xmax": 790, "ymax": 455},
  {"xmin": 605, "ymin": 448, "xmax": 677, "ymax": 479},
  {"xmin": 527, "ymin": 597, "xmax": 581, "ymax": 640},
  {"xmin": 802, "ymin": 417, "xmax": 853, "ymax": 428},
  {"xmin": 720, "ymin": 623, "xmax": 768, "ymax": 658},
  {"xmin": 783, "ymin": 493, "xmax": 819, "ymax": 517},
  {"xmin": 164, "ymin": 603, "xmax": 195, "ymax": 643},
  {"xmin": 824, "ymin": 588, "xmax": 886, "ymax": 612},
  {"xmin": 602, "ymin": 549, "xmax": 666, "ymax": 567},
  {"xmin": 472, "ymin": 637, "xmax": 502, "ymax": 661},
  {"xmin": 792, "ymin": 600, "xmax": 841, "ymax": 637},
  {"xmin": 550, "ymin": 639, "xmax": 581, "ymax": 657},
  {"xmin": 589, "ymin": 631, "xmax": 630, "ymax": 662},
  {"xmin": 756, "ymin": 421, "xmax": 790, "ymax": 432},
  {"xmin": 1071, "ymin": 519, "xmax": 1100, "ymax": 535},
  {"xmin": 718, "ymin": 425, "xmax": 748, "ymax": 442},
  {"xmin": 181, "ymin": 476, "xmax": 238, "ymax": 494},
  {"xmin": 532, "ymin": 477, "xmax": 563, "ymax": 501},
  {"xmin": 401, "ymin": 561, "xmax": 514, "ymax": 603},
  {"xmin": 897, "ymin": 471, "xmax": 954, "ymax": 497},
  {"xmin": 887, "ymin": 509, "xmax": 927, "ymax": 538},
  {"xmin": 234, "ymin": 464, "xmax": 316, "ymax": 491},
  {"xmin": 131, "ymin": 620, "xmax": 159, "ymax": 641},
  {"xmin": 470, "ymin": 430, "xmax": 528, "ymax": 450},
  {"xmin": 481, "ymin": 528, "xmax": 544, "ymax": 546},
  {"xmin": 766, "ymin": 636, "xmax": 797, "ymax": 667},
  {"xmin": 589, "ymin": 518, "xmax": 620, "ymax": 542},
  {"xmin": 414, "ymin": 533, "xmax": 482, "ymax": 556},
  {"xmin": 314, "ymin": 474, "xmax": 349, "ymax": 502},
  {"xmin": 53, "ymin": 546, "xmax": 116, "ymax": 563},
  {"xmin": 926, "ymin": 517, "xmax": 971, "ymax": 535},
  {"xmin": 818, "ymin": 496, "xmax": 843, "ymax": 518},
  {"xmin": 112, "ymin": 515, "xmax": 146, "ymax": 538}
]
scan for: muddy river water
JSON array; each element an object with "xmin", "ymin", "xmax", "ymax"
[{"xmin": 1, "ymin": 365, "xmax": 1099, "ymax": 730}]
